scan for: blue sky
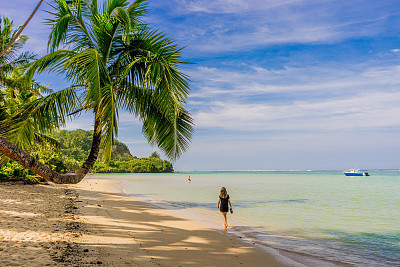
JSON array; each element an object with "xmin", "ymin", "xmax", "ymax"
[{"xmin": 2, "ymin": 0, "xmax": 400, "ymax": 170}]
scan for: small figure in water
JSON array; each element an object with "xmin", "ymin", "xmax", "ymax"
[
  {"xmin": 188, "ymin": 176, "xmax": 191, "ymax": 182},
  {"xmin": 218, "ymin": 187, "xmax": 232, "ymax": 230}
]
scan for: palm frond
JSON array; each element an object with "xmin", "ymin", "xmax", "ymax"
[
  {"xmin": 2, "ymin": 86, "xmax": 81, "ymax": 136},
  {"xmin": 26, "ymin": 50, "xmax": 76, "ymax": 81},
  {"xmin": 33, "ymin": 133, "xmax": 62, "ymax": 149},
  {"xmin": 22, "ymin": 0, "xmax": 194, "ymax": 166},
  {"xmin": 126, "ymin": 0, "xmax": 148, "ymax": 27},
  {"xmin": 63, "ymin": 48, "xmax": 109, "ymax": 110},
  {"xmin": 103, "ymin": 0, "xmax": 129, "ymax": 16},
  {"xmin": 0, "ymin": 17, "xmax": 29, "ymax": 60},
  {"xmin": 97, "ymin": 83, "xmax": 118, "ymax": 163},
  {"xmin": 113, "ymin": 28, "xmax": 191, "ymax": 116},
  {"xmin": 142, "ymin": 104, "xmax": 194, "ymax": 161},
  {"xmin": 116, "ymin": 84, "xmax": 193, "ymax": 160},
  {"xmin": 46, "ymin": 0, "xmax": 94, "ymax": 52}
]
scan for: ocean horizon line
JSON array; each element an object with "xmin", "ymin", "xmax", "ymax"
[{"xmin": 174, "ymin": 169, "xmax": 400, "ymax": 172}]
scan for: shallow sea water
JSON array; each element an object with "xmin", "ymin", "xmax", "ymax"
[{"xmin": 92, "ymin": 171, "xmax": 400, "ymax": 266}]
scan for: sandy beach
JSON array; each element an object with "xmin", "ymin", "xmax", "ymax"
[
  {"xmin": 0, "ymin": 182, "xmax": 80, "ymax": 266},
  {"xmin": 0, "ymin": 177, "xmax": 293, "ymax": 266}
]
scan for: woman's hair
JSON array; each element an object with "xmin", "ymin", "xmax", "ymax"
[{"xmin": 219, "ymin": 187, "xmax": 228, "ymax": 198}]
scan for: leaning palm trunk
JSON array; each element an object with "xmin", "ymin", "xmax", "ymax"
[
  {"xmin": 0, "ymin": 136, "xmax": 81, "ymax": 183},
  {"xmin": 8, "ymin": 0, "xmax": 194, "ymax": 184},
  {"xmin": 0, "ymin": 120, "xmax": 102, "ymax": 184}
]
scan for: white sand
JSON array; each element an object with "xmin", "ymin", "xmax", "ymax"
[{"xmin": 0, "ymin": 178, "xmax": 310, "ymax": 266}]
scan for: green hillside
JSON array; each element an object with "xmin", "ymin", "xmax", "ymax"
[{"xmin": 1, "ymin": 130, "xmax": 173, "ymax": 179}]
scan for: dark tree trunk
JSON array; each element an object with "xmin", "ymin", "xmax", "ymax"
[
  {"xmin": 74, "ymin": 118, "xmax": 102, "ymax": 179},
  {"xmin": 0, "ymin": 135, "xmax": 83, "ymax": 183},
  {"xmin": 0, "ymin": 118, "xmax": 102, "ymax": 184}
]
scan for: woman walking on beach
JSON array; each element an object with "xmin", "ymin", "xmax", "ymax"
[{"xmin": 218, "ymin": 187, "xmax": 232, "ymax": 230}]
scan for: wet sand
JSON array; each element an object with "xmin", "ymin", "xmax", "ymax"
[{"xmin": 0, "ymin": 178, "xmax": 297, "ymax": 266}]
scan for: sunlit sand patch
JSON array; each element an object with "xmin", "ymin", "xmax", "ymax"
[
  {"xmin": 86, "ymin": 240, "xmax": 136, "ymax": 246},
  {"xmin": 146, "ymin": 245, "xmax": 203, "ymax": 251},
  {"xmin": 0, "ymin": 229, "xmax": 63, "ymax": 242},
  {"xmin": 79, "ymin": 232, "xmax": 133, "ymax": 245},
  {"xmin": 225, "ymin": 246, "xmax": 254, "ymax": 254},
  {"xmin": 180, "ymin": 260, "xmax": 198, "ymax": 265},
  {"xmin": 0, "ymin": 210, "xmax": 40, "ymax": 217},
  {"xmin": 116, "ymin": 207, "xmax": 144, "ymax": 213},
  {"xmin": 181, "ymin": 236, "xmax": 210, "ymax": 244},
  {"xmin": 0, "ymin": 199, "xmax": 23, "ymax": 204}
]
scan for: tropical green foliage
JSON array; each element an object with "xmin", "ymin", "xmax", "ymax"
[
  {"xmin": 0, "ymin": 0, "xmax": 192, "ymax": 183},
  {"xmin": 1, "ymin": 15, "xmax": 34, "ymax": 130},
  {"xmin": 150, "ymin": 151, "xmax": 160, "ymax": 158},
  {"xmin": 0, "ymin": 16, "xmax": 51, "ymax": 183},
  {"xmin": 0, "ymin": 16, "xmax": 73, "ymax": 165},
  {"xmin": 0, "ymin": 16, "xmax": 35, "ymax": 88},
  {"xmin": 28, "ymin": 0, "xmax": 193, "ymax": 164},
  {"xmin": 35, "ymin": 129, "xmax": 173, "ymax": 173},
  {"xmin": 1, "ymin": 129, "xmax": 174, "ymax": 178},
  {"xmin": 92, "ymin": 157, "xmax": 173, "ymax": 173},
  {"xmin": 0, "ymin": 160, "xmax": 44, "ymax": 184}
]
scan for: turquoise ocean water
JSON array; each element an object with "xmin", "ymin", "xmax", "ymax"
[{"xmin": 93, "ymin": 171, "xmax": 400, "ymax": 266}]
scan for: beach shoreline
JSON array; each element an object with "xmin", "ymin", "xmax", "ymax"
[
  {"xmin": 83, "ymin": 176, "xmax": 343, "ymax": 267},
  {"xmin": 0, "ymin": 176, "xmax": 342, "ymax": 266},
  {"xmin": 71, "ymin": 177, "xmax": 297, "ymax": 266},
  {"xmin": 0, "ymin": 178, "xmax": 289, "ymax": 266}
]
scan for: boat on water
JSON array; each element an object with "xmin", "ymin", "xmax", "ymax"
[{"xmin": 344, "ymin": 169, "xmax": 369, "ymax": 176}]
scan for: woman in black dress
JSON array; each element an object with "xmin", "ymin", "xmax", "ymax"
[{"xmin": 218, "ymin": 187, "xmax": 232, "ymax": 229}]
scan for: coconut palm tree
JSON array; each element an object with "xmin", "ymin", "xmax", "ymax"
[
  {"xmin": 0, "ymin": 0, "xmax": 193, "ymax": 184},
  {"xmin": 0, "ymin": 16, "xmax": 78, "ymax": 169},
  {"xmin": 0, "ymin": 17, "xmax": 35, "ymax": 90}
]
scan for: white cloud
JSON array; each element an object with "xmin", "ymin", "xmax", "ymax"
[
  {"xmin": 193, "ymin": 90, "xmax": 400, "ymax": 132},
  {"xmin": 189, "ymin": 62, "xmax": 400, "ymax": 133},
  {"xmin": 62, "ymin": 120, "xmax": 94, "ymax": 131},
  {"xmin": 188, "ymin": 64, "xmax": 400, "ymax": 99}
]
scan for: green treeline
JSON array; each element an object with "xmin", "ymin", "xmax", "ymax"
[{"xmin": 0, "ymin": 130, "xmax": 173, "ymax": 178}]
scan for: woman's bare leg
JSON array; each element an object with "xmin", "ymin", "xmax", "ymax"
[{"xmin": 222, "ymin": 212, "xmax": 228, "ymax": 229}]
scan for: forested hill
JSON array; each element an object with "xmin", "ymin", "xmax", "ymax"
[
  {"xmin": 50, "ymin": 130, "xmax": 132, "ymax": 162},
  {"xmin": 0, "ymin": 130, "xmax": 173, "ymax": 178},
  {"xmin": 44, "ymin": 130, "xmax": 174, "ymax": 174}
]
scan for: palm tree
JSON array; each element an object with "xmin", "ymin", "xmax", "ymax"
[
  {"xmin": 0, "ymin": 16, "xmax": 78, "ymax": 170},
  {"xmin": 0, "ymin": 17, "xmax": 35, "ymax": 90},
  {"xmin": 1, "ymin": 0, "xmax": 193, "ymax": 184}
]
